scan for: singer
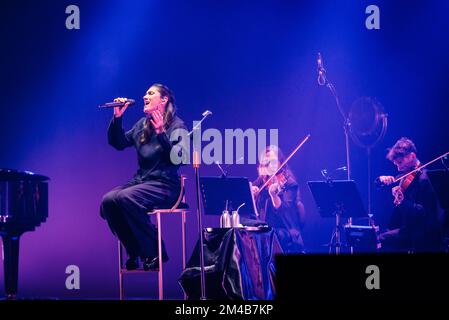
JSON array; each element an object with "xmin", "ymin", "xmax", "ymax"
[
  {"xmin": 378, "ymin": 137, "xmax": 443, "ymax": 253},
  {"xmin": 251, "ymin": 145, "xmax": 306, "ymax": 253},
  {"xmin": 100, "ymin": 83, "xmax": 187, "ymax": 271}
]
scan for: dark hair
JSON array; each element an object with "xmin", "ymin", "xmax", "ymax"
[
  {"xmin": 386, "ymin": 137, "xmax": 417, "ymax": 161},
  {"xmin": 140, "ymin": 83, "xmax": 177, "ymax": 144},
  {"xmin": 152, "ymin": 83, "xmax": 176, "ymax": 123},
  {"xmin": 258, "ymin": 145, "xmax": 296, "ymax": 183}
]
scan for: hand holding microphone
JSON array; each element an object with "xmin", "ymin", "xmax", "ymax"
[
  {"xmin": 98, "ymin": 97, "xmax": 135, "ymax": 117},
  {"xmin": 113, "ymin": 97, "xmax": 133, "ymax": 118}
]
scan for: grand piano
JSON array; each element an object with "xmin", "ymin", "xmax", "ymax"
[{"xmin": 0, "ymin": 169, "xmax": 48, "ymax": 299}]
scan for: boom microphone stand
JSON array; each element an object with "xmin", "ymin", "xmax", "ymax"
[
  {"xmin": 317, "ymin": 53, "xmax": 351, "ymax": 181},
  {"xmin": 188, "ymin": 110, "xmax": 212, "ymax": 300},
  {"xmin": 317, "ymin": 52, "xmax": 352, "ymax": 254}
]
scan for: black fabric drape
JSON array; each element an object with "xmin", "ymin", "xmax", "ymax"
[{"xmin": 179, "ymin": 227, "xmax": 282, "ymax": 300}]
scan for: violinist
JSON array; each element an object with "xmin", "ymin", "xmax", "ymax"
[
  {"xmin": 378, "ymin": 137, "xmax": 443, "ymax": 253},
  {"xmin": 251, "ymin": 145, "xmax": 306, "ymax": 253}
]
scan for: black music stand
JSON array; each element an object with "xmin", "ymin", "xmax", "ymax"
[
  {"xmin": 199, "ymin": 176, "xmax": 259, "ymax": 221},
  {"xmin": 308, "ymin": 180, "xmax": 368, "ymax": 254}
]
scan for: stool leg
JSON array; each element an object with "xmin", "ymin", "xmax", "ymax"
[
  {"xmin": 157, "ymin": 211, "xmax": 163, "ymax": 300},
  {"xmin": 182, "ymin": 211, "xmax": 187, "ymax": 300},
  {"xmin": 182, "ymin": 211, "xmax": 186, "ymax": 270},
  {"xmin": 118, "ymin": 241, "xmax": 124, "ymax": 300}
]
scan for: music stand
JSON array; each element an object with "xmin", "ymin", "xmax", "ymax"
[
  {"xmin": 199, "ymin": 176, "xmax": 259, "ymax": 220},
  {"xmin": 308, "ymin": 180, "xmax": 368, "ymax": 254}
]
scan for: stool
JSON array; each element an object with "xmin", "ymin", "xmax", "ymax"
[{"xmin": 118, "ymin": 175, "xmax": 189, "ymax": 300}]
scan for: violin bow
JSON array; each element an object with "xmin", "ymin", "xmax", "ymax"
[
  {"xmin": 257, "ymin": 134, "xmax": 311, "ymax": 195},
  {"xmin": 393, "ymin": 151, "xmax": 449, "ymax": 183}
]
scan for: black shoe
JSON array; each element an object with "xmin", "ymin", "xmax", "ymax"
[
  {"xmin": 143, "ymin": 255, "xmax": 169, "ymax": 272},
  {"xmin": 125, "ymin": 257, "xmax": 139, "ymax": 270}
]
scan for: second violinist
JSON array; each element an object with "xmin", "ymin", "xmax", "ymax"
[
  {"xmin": 251, "ymin": 145, "xmax": 306, "ymax": 253},
  {"xmin": 377, "ymin": 137, "xmax": 443, "ymax": 253}
]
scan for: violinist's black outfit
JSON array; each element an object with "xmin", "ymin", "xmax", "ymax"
[
  {"xmin": 100, "ymin": 115, "xmax": 187, "ymax": 261},
  {"xmin": 252, "ymin": 176, "xmax": 306, "ymax": 253},
  {"xmin": 382, "ymin": 169, "xmax": 443, "ymax": 253}
]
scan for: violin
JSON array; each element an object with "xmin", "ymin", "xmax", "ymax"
[
  {"xmin": 392, "ymin": 170, "xmax": 418, "ymax": 206},
  {"xmin": 255, "ymin": 134, "xmax": 311, "ymax": 198},
  {"xmin": 381, "ymin": 150, "xmax": 449, "ymax": 206},
  {"xmin": 262, "ymin": 170, "xmax": 289, "ymax": 195}
]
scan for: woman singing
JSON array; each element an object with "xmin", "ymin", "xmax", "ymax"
[
  {"xmin": 100, "ymin": 83, "xmax": 187, "ymax": 271},
  {"xmin": 251, "ymin": 145, "xmax": 306, "ymax": 253}
]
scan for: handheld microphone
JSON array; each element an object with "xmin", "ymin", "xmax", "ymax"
[
  {"xmin": 98, "ymin": 99, "xmax": 135, "ymax": 108},
  {"xmin": 317, "ymin": 53, "xmax": 327, "ymax": 86}
]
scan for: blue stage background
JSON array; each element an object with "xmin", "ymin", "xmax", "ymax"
[{"xmin": 1, "ymin": 0, "xmax": 448, "ymax": 299}]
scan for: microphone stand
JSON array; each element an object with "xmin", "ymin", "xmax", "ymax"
[
  {"xmin": 325, "ymin": 81, "xmax": 351, "ymax": 181},
  {"xmin": 318, "ymin": 53, "xmax": 352, "ymax": 255},
  {"xmin": 187, "ymin": 110, "xmax": 212, "ymax": 137},
  {"xmin": 193, "ymin": 149, "xmax": 207, "ymax": 300},
  {"xmin": 214, "ymin": 161, "xmax": 227, "ymax": 178},
  {"xmin": 318, "ymin": 53, "xmax": 351, "ymax": 181},
  {"xmin": 189, "ymin": 110, "xmax": 212, "ymax": 300}
]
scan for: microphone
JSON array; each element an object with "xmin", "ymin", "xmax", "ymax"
[
  {"xmin": 215, "ymin": 161, "xmax": 227, "ymax": 177},
  {"xmin": 188, "ymin": 109, "xmax": 213, "ymax": 137},
  {"xmin": 98, "ymin": 99, "xmax": 135, "ymax": 108},
  {"xmin": 442, "ymin": 154, "xmax": 448, "ymax": 170},
  {"xmin": 202, "ymin": 110, "xmax": 213, "ymax": 117},
  {"xmin": 321, "ymin": 169, "xmax": 331, "ymax": 181},
  {"xmin": 317, "ymin": 52, "xmax": 327, "ymax": 86}
]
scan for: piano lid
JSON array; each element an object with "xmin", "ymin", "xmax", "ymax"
[{"xmin": 0, "ymin": 169, "xmax": 49, "ymax": 181}]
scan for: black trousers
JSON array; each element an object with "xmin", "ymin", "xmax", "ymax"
[{"xmin": 100, "ymin": 179, "xmax": 180, "ymax": 259}]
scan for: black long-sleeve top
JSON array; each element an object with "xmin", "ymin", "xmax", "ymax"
[
  {"xmin": 388, "ymin": 169, "xmax": 443, "ymax": 252},
  {"xmin": 108, "ymin": 115, "xmax": 187, "ymax": 185},
  {"xmin": 253, "ymin": 176, "xmax": 306, "ymax": 252}
]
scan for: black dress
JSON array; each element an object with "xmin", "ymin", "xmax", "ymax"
[
  {"xmin": 100, "ymin": 115, "xmax": 187, "ymax": 260},
  {"xmin": 253, "ymin": 176, "xmax": 306, "ymax": 253}
]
